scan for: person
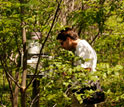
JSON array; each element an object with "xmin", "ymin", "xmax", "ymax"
[
  {"xmin": 57, "ymin": 27, "xmax": 97, "ymax": 72},
  {"xmin": 56, "ymin": 27, "xmax": 104, "ymax": 107}
]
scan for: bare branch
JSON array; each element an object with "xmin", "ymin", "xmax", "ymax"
[
  {"xmin": 90, "ymin": 30, "xmax": 100, "ymax": 46},
  {"xmin": 0, "ymin": 103, "xmax": 6, "ymax": 107},
  {"xmin": 30, "ymin": 93, "xmax": 39, "ymax": 107},
  {"xmin": 0, "ymin": 60, "xmax": 21, "ymax": 88},
  {"xmin": 0, "ymin": 60, "xmax": 14, "ymax": 104},
  {"xmin": 6, "ymin": 72, "xmax": 21, "ymax": 88},
  {"xmin": 26, "ymin": 0, "xmax": 63, "ymax": 90},
  {"xmin": 53, "ymin": 103, "xmax": 57, "ymax": 107}
]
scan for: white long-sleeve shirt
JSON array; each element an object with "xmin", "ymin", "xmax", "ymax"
[{"xmin": 75, "ymin": 40, "xmax": 97, "ymax": 71}]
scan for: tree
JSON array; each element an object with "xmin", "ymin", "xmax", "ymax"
[{"xmin": 0, "ymin": 0, "xmax": 124, "ymax": 106}]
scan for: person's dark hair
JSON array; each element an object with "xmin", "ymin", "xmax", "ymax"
[{"xmin": 57, "ymin": 27, "xmax": 79, "ymax": 41}]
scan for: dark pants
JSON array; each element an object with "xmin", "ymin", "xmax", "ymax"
[
  {"xmin": 66, "ymin": 87, "xmax": 95, "ymax": 107},
  {"xmin": 67, "ymin": 81, "xmax": 104, "ymax": 107},
  {"xmin": 70, "ymin": 94, "xmax": 95, "ymax": 107}
]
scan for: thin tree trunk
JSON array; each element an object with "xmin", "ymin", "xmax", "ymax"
[
  {"xmin": 21, "ymin": 26, "xmax": 27, "ymax": 107},
  {"xmin": 20, "ymin": 0, "xmax": 27, "ymax": 106},
  {"xmin": 13, "ymin": 72, "xmax": 19, "ymax": 107}
]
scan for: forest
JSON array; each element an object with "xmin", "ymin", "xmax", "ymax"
[{"xmin": 0, "ymin": 0, "xmax": 124, "ymax": 107}]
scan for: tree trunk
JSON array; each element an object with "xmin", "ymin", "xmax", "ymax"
[
  {"xmin": 20, "ymin": 0, "xmax": 27, "ymax": 106},
  {"xmin": 21, "ymin": 26, "xmax": 27, "ymax": 107},
  {"xmin": 13, "ymin": 72, "xmax": 19, "ymax": 107}
]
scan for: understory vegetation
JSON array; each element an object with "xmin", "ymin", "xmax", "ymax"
[{"xmin": 0, "ymin": 0, "xmax": 124, "ymax": 106}]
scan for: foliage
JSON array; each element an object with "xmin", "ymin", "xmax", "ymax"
[{"xmin": 0, "ymin": 0, "xmax": 124, "ymax": 106}]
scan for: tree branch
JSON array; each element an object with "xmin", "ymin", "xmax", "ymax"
[
  {"xmin": 30, "ymin": 93, "xmax": 39, "ymax": 107},
  {"xmin": 0, "ymin": 60, "xmax": 14, "ymax": 106},
  {"xmin": 0, "ymin": 60, "xmax": 21, "ymax": 88},
  {"xmin": 90, "ymin": 31, "xmax": 100, "ymax": 45},
  {"xmin": 26, "ymin": 0, "xmax": 63, "ymax": 90}
]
